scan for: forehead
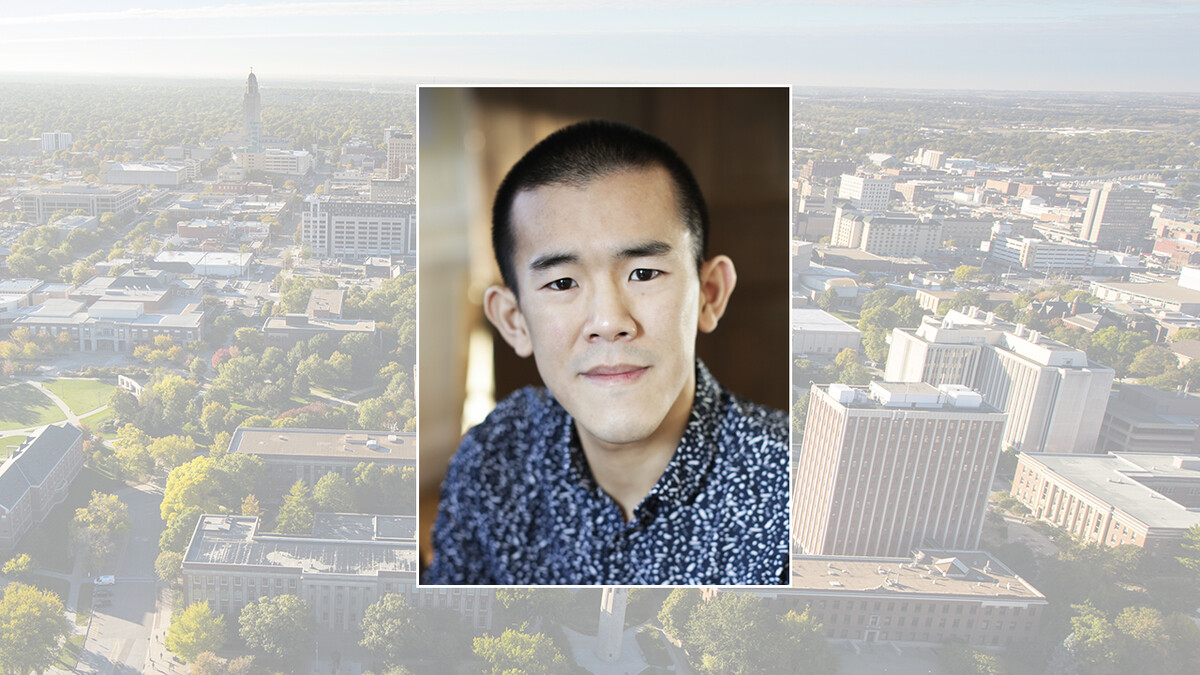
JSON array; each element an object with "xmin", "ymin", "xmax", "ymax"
[{"xmin": 507, "ymin": 166, "xmax": 688, "ymax": 261}]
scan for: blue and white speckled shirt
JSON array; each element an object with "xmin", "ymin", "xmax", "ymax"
[{"xmin": 425, "ymin": 360, "xmax": 789, "ymax": 585}]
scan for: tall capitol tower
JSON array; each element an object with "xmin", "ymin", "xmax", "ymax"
[{"xmin": 243, "ymin": 69, "xmax": 262, "ymax": 151}]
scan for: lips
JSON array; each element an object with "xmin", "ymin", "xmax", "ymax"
[{"xmin": 581, "ymin": 364, "xmax": 650, "ymax": 384}]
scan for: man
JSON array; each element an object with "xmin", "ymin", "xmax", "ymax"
[{"xmin": 426, "ymin": 120, "xmax": 788, "ymax": 585}]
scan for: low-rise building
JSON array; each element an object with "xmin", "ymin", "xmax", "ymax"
[
  {"xmin": 791, "ymin": 307, "xmax": 861, "ymax": 358},
  {"xmin": 1012, "ymin": 452, "xmax": 1200, "ymax": 557},
  {"xmin": 1098, "ymin": 384, "xmax": 1200, "ymax": 454},
  {"xmin": 19, "ymin": 184, "xmax": 139, "ymax": 223},
  {"xmin": 227, "ymin": 427, "xmax": 413, "ymax": 491},
  {"xmin": 0, "ymin": 425, "xmax": 84, "ymax": 550},
  {"xmin": 741, "ymin": 550, "xmax": 1046, "ymax": 648},
  {"xmin": 182, "ymin": 514, "xmax": 492, "ymax": 631},
  {"xmin": 262, "ymin": 314, "xmax": 376, "ymax": 349}
]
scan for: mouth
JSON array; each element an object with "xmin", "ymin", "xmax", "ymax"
[{"xmin": 580, "ymin": 364, "xmax": 650, "ymax": 385}]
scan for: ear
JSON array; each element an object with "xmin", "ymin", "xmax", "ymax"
[
  {"xmin": 697, "ymin": 255, "xmax": 736, "ymax": 334},
  {"xmin": 483, "ymin": 285, "xmax": 533, "ymax": 357}
]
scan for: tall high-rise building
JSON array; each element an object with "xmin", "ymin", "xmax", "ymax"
[
  {"xmin": 837, "ymin": 174, "xmax": 894, "ymax": 213},
  {"xmin": 243, "ymin": 69, "xmax": 262, "ymax": 151},
  {"xmin": 385, "ymin": 127, "xmax": 414, "ymax": 179},
  {"xmin": 1080, "ymin": 183, "xmax": 1154, "ymax": 250},
  {"xmin": 40, "ymin": 131, "xmax": 73, "ymax": 153},
  {"xmin": 792, "ymin": 381, "xmax": 1006, "ymax": 557},
  {"xmin": 886, "ymin": 309, "xmax": 1114, "ymax": 454}
]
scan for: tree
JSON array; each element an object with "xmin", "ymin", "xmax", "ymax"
[
  {"xmin": 816, "ymin": 288, "xmax": 838, "ymax": 312},
  {"xmin": 0, "ymin": 583, "xmax": 72, "ymax": 675},
  {"xmin": 778, "ymin": 609, "xmax": 838, "ymax": 675},
  {"xmin": 167, "ymin": 602, "xmax": 227, "ymax": 663},
  {"xmin": 160, "ymin": 506, "xmax": 204, "ymax": 554},
  {"xmin": 70, "ymin": 491, "xmax": 130, "ymax": 571},
  {"xmin": 238, "ymin": 595, "xmax": 312, "ymax": 665},
  {"xmin": 149, "ymin": 435, "xmax": 198, "ymax": 473},
  {"xmin": 360, "ymin": 594, "xmax": 425, "ymax": 665},
  {"xmin": 241, "ymin": 494, "xmax": 263, "ymax": 519},
  {"xmin": 946, "ymin": 289, "xmax": 988, "ymax": 314},
  {"xmin": 1179, "ymin": 524, "xmax": 1200, "ymax": 576},
  {"xmin": 473, "ymin": 629, "xmax": 567, "ymax": 675},
  {"xmin": 274, "ymin": 479, "xmax": 314, "ymax": 534},
  {"xmin": 155, "ymin": 550, "xmax": 183, "ymax": 582},
  {"xmin": 791, "ymin": 392, "xmax": 811, "ymax": 437},
  {"xmin": 2, "ymin": 553, "xmax": 36, "ymax": 581},
  {"xmin": 162, "ymin": 456, "xmax": 221, "ymax": 524},
  {"xmin": 1129, "ymin": 345, "xmax": 1178, "ymax": 379},
  {"xmin": 658, "ymin": 588, "xmax": 700, "ymax": 640},
  {"xmin": 312, "ymin": 473, "xmax": 353, "ymax": 513},
  {"xmin": 684, "ymin": 593, "xmax": 779, "ymax": 674},
  {"xmin": 494, "ymin": 589, "xmax": 572, "ymax": 625},
  {"xmin": 1067, "ymin": 601, "xmax": 1121, "ymax": 675},
  {"xmin": 953, "ymin": 265, "xmax": 981, "ymax": 284},
  {"xmin": 1172, "ymin": 328, "xmax": 1200, "ymax": 342}
]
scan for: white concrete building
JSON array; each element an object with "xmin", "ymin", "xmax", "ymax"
[
  {"xmin": 838, "ymin": 174, "xmax": 894, "ymax": 213},
  {"xmin": 301, "ymin": 196, "xmax": 416, "ymax": 258},
  {"xmin": 987, "ymin": 235, "xmax": 1095, "ymax": 274}
]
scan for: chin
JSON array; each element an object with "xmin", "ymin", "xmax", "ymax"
[{"xmin": 576, "ymin": 413, "xmax": 665, "ymax": 448}]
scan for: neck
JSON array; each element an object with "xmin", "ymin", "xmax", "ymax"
[{"xmin": 577, "ymin": 373, "xmax": 696, "ymax": 522}]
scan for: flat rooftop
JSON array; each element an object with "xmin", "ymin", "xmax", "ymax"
[
  {"xmin": 789, "ymin": 550, "xmax": 1044, "ymax": 601},
  {"xmin": 1094, "ymin": 280, "xmax": 1200, "ymax": 305},
  {"xmin": 183, "ymin": 515, "xmax": 417, "ymax": 576},
  {"xmin": 1026, "ymin": 453, "xmax": 1200, "ymax": 530},
  {"xmin": 791, "ymin": 307, "xmax": 860, "ymax": 334},
  {"xmin": 262, "ymin": 316, "xmax": 375, "ymax": 333},
  {"xmin": 229, "ymin": 427, "xmax": 415, "ymax": 462}
]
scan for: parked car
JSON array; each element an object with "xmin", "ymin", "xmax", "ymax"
[{"xmin": 94, "ymin": 575, "xmax": 116, "ymax": 586}]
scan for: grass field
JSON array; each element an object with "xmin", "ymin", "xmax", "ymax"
[
  {"xmin": 0, "ymin": 433, "xmax": 27, "ymax": 459},
  {"xmin": 55, "ymin": 634, "xmax": 85, "ymax": 672},
  {"xmin": 42, "ymin": 378, "xmax": 116, "ymax": 415},
  {"xmin": 79, "ymin": 408, "xmax": 117, "ymax": 440},
  {"xmin": 0, "ymin": 384, "xmax": 67, "ymax": 431}
]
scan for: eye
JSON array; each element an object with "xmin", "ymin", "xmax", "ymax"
[
  {"xmin": 629, "ymin": 268, "xmax": 661, "ymax": 282},
  {"xmin": 544, "ymin": 278, "xmax": 577, "ymax": 291}
]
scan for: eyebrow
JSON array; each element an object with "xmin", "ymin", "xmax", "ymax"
[{"xmin": 527, "ymin": 240, "xmax": 673, "ymax": 273}]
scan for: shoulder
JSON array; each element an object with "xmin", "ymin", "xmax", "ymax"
[
  {"xmin": 443, "ymin": 386, "xmax": 561, "ymax": 489},
  {"xmin": 716, "ymin": 390, "xmax": 790, "ymax": 462}
]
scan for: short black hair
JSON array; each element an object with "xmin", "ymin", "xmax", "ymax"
[{"xmin": 492, "ymin": 120, "xmax": 709, "ymax": 296}]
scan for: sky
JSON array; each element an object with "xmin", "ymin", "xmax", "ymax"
[{"xmin": 1, "ymin": 1, "xmax": 1199, "ymax": 91}]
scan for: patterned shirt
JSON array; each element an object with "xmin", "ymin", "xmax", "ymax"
[{"xmin": 425, "ymin": 360, "xmax": 789, "ymax": 585}]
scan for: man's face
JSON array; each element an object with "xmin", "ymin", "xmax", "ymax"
[{"xmin": 505, "ymin": 166, "xmax": 701, "ymax": 450}]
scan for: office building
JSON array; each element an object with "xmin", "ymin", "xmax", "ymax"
[
  {"xmin": 886, "ymin": 309, "xmax": 1114, "ymax": 454},
  {"xmin": 1081, "ymin": 183, "xmax": 1154, "ymax": 250},
  {"xmin": 0, "ymin": 425, "xmax": 84, "ymax": 549},
  {"xmin": 19, "ymin": 184, "xmax": 139, "ymax": 224},
  {"xmin": 742, "ymin": 550, "xmax": 1046, "ymax": 648},
  {"xmin": 240, "ymin": 149, "xmax": 312, "ymax": 176},
  {"xmin": 838, "ymin": 174, "xmax": 894, "ymax": 213},
  {"xmin": 987, "ymin": 235, "xmax": 1095, "ymax": 274},
  {"xmin": 831, "ymin": 212, "xmax": 941, "ymax": 257},
  {"xmin": 261, "ymin": 314, "xmax": 377, "ymax": 349},
  {"xmin": 182, "ymin": 514, "xmax": 492, "ymax": 631},
  {"xmin": 385, "ymin": 128, "xmax": 415, "ymax": 179},
  {"xmin": 104, "ymin": 163, "xmax": 189, "ymax": 186},
  {"xmin": 40, "ymin": 131, "xmax": 72, "ymax": 152},
  {"xmin": 300, "ymin": 196, "xmax": 416, "ymax": 258},
  {"xmin": 792, "ymin": 382, "xmax": 1006, "ymax": 557},
  {"xmin": 1012, "ymin": 452, "xmax": 1200, "ymax": 556},
  {"xmin": 1098, "ymin": 384, "xmax": 1200, "ymax": 454}
]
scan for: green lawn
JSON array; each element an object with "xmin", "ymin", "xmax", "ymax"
[
  {"xmin": 0, "ymin": 434, "xmax": 27, "ymax": 459},
  {"xmin": 0, "ymin": 384, "xmax": 67, "ymax": 431},
  {"xmin": 75, "ymin": 583, "xmax": 92, "ymax": 626},
  {"xmin": 55, "ymin": 634, "xmax": 85, "ymax": 672},
  {"xmin": 79, "ymin": 408, "xmax": 117, "ymax": 440},
  {"xmin": 42, "ymin": 378, "xmax": 116, "ymax": 415}
]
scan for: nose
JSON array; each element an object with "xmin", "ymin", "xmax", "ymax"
[{"xmin": 584, "ymin": 279, "xmax": 638, "ymax": 342}]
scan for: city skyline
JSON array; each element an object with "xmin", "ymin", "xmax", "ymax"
[{"xmin": 1, "ymin": 1, "xmax": 1199, "ymax": 92}]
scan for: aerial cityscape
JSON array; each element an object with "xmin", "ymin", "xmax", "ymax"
[{"xmin": 2, "ymin": 6, "xmax": 1200, "ymax": 673}]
